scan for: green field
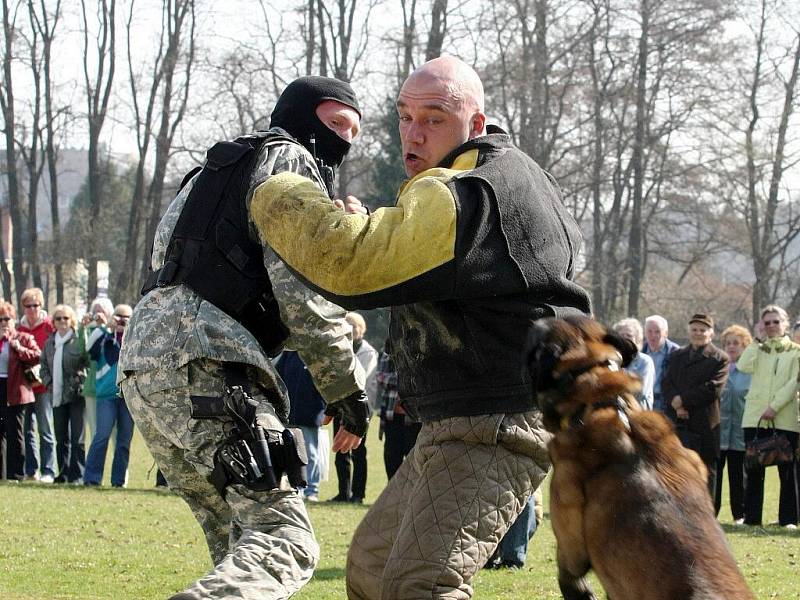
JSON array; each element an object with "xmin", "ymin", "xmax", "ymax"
[{"xmin": 0, "ymin": 425, "xmax": 797, "ymax": 599}]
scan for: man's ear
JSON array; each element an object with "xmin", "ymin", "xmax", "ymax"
[{"xmin": 469, "ymin": 112, "xmax": 486, "ymax": 139}]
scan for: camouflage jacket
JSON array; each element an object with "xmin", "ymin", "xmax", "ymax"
[{"xmin": 118, "ymin": 129, "xmax": 365, "ymax": 404}]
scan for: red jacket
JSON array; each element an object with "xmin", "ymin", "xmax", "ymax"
[
  {"xmin": 2, "ymin": 330, "xmax": 41, "ymax": 406},
  {"xmin": 17, "ymin": 314, "xmax": 54, "ymax": 394}
]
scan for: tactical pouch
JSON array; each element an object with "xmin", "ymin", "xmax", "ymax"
[{"xmin": 268, "ymin": 428, "xmax": 308, "ymax": 489}]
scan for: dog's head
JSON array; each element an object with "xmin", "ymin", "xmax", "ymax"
[{"xmin": 528, "ymin": 316, "xmax": 641, "ymax": 432}]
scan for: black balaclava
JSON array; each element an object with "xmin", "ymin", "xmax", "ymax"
[{"xmin": 269, "ymin": 76, "xmax": 361, "ymax": 168}]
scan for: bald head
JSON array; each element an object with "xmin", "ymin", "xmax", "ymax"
[
  {"xmin": 397, "ymin": 56, "xmax": 487, "ymax": 177},
  {"xmin": 404, "ymin": 56, "xmax": 485, "ymax": 114}
]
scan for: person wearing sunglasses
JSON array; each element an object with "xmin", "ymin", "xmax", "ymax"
[
  {"xmin": 16, "ymin": 287, "xmax": 56, "ymax": 483},
  {"xmin": 737, "ymin": 304, "xmax": 800, "ymax": 528},
  {"xmin": 0, "ymin": 300, "xmax": 41, "ymax": 480},
  {"xmin": 84, "ymin": 304, "xmax": 134, "ymax": 487},
  {"xmin": 39, "ymin": 305, "xmax": 88, "ymax": 483}
]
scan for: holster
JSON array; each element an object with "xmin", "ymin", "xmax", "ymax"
[{"xmin": 191, "ymin": 388, "xmax": 307, "ymax": 498}]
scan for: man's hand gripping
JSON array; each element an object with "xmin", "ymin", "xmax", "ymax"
[{"xmin": 323, "ymin": 390, "xmax": 371, "ymax": 453}]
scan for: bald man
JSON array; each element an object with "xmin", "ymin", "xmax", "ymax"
[{"xmin": 251, "ymin": 56, "xmax": 591, "ymax": 599}]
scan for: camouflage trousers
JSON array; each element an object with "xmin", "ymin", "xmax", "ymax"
[
  {"xmin": 346, "ymin": 410, "xmax": 551, "ymax": 600},
  {"xmin": 120, "ymin": 359, "xmax": 319, "ymax": 600}
]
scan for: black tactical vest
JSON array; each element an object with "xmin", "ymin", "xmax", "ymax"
[{"xmin": 141, "ymin": 131, "xmax": 298, "ymax": 355}]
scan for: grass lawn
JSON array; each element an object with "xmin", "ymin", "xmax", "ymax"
[{"xmin": 0, "ymin": 425, "xmax": 798, "ymax": 599}]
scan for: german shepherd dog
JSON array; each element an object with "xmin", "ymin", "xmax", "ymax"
[{"xmin": 528, "ymin": 316, "xmax": 754, "ymax": 600}]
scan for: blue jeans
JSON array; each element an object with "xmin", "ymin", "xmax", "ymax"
[
  {"xmin": 84, "ymin": 396, "xmax": 134, "ymax": 486},
  {"xmin": 24, "ymin": 391, "xmax": 56, "ymax": 477},
  {"xmin": 496, "ymin": 494, "xmax": 538, "ymax": 566},
  {"xmin": 297, "ymin": 425, "xmax": 321, "ymax": 497}
]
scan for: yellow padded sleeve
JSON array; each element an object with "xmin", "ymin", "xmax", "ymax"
[{"xmin": 251, "ymin": 171, "xmax": 457, "ymax": 296}]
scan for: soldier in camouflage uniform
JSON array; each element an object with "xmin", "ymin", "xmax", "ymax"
[{"xmin": 118, "ymin": 77, "xmax": 369, "ymax": 600}]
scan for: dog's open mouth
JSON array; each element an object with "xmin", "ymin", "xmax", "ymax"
[{"xmin": 529, "ymin": 317, "xmax": 641, "ymax": 432}]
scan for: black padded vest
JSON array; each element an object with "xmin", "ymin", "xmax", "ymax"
[{"xmin": 141, "ymin": 131, "xmax": 297, "ymax": 355}]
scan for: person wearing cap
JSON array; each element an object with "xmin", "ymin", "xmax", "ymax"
[
  {"xmin": 118, "ymin": 77, "xmax": 370, "ymax": 599},
  {"xmin": 661, "ymin": 313, "xmax": 730, "ymax": 495}
]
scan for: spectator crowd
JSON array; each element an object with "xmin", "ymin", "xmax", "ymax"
[
  {"xmin": 0, "ymin": 288, "xmax": 134, "ymax": 488},
  {"xmin": 614, "ymin": 307, "xmax": 799, "ymax": 530}
]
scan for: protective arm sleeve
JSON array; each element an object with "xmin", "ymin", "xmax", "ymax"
[{"xmin": 250, "ymin": 170, "xmax": 459, "ymax": 309}]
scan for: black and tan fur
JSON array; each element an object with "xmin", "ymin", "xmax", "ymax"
[{"xmin": 528, "ymin": 316, "xmax": 754, "ymax": 600}]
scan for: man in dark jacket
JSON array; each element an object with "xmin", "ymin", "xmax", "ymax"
[
  {"xmin": 662, "ymin": 313, "xmax": 730, "ymax": 495},
  {"xmin": 251, "ymin": 56, "xmax": 590, "ymax": 599}
]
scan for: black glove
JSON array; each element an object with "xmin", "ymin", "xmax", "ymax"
[{"xmin": 325, "ymin": 390, "xmax": 371, "ymax": 438}]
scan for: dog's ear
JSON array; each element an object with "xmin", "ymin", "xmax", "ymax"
[
  {"xmin": 526, "ymin": 318, "xmax": 564, "ymax": 392},
  {"xmin": 602, "ymin": 329, "xmax": 638, "ymax": 368}
]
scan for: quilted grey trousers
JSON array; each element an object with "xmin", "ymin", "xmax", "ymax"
[
  {"xmin": 346, "ymin": 410, "xmax": 551, "ymax": 599},
  {"xmin": 121, "ymin": 359, "xmax": 319, "ymax": 600}
]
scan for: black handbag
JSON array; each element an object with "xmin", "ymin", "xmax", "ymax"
[
  {"xmin": 23, "ymin": 364, "xmax": 43, "ymax": 386},
  {"xmin": 745, "ymin": 419, "xmax": 794, "ymax": 469}
]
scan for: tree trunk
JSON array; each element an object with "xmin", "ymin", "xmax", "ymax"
[
  {"xmin": 626, "ymin": 0, "xmax": 649, "ymax": 316},
  {"xmin": 1, "ymin": 0, "xmax": 27, "ymax": 300},
  {"xmin": 588, "ymin": 3, "xmax": 605, "ymax": 320},
  {"xmin": 425, "ymin": 0, "xmax": 447, "ymax": 60},
  {"xmin": 80, "ymin": 0, "xmax": 116, "ymax": 303},
  {"xmin": 745, "ymin": 0, "xmax": 767, "ymax": 323},
  {"xmin": 36, "ymin": 0, "xmax": 65, "ymax": 303},
  {"xmin": 135, "ymin": 0, "xmax": 195, "ymax": 298}
]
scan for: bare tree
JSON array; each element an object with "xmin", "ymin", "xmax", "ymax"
[
  {"xmin": 80, "ymin": 0, "xmax": 116, "ymax": 302},
  {"xmin": 137, "ymin": 0, "xmax": 197, "ymax": 296},
  {"xmin": 741, "ymin": 0, "xmax": 800, "ymax": 319},
  {"xmin": 0, "ymin": 0, "xmax": 24, "ymax": 299},
  {"xmin": 116, "ymin": 0, "xmax": 196, "ymax": 301},
  {"xmin": 29, "ymin": 0, "xmax": 66, "ymax": 302},
  {"xmin": 15, "ymin": 0, "xmax": 49, "ymax": 291},
  {"xmin": 484, "ymin": 1, "xmax": 591, "ymax": 170},
  {"xmin": 308, "ymin": 0, "xmax": 380, "ymax": 194},
  {"xmin": 425, "ymin": 0, "xmax": 448, "ymax": 60}
]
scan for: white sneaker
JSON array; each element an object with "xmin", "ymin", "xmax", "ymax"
[
  {"xmin": 39, "ymin": 474, "xmax": 54, "ymax": 484},
  {"xmin": 785, "ymin": 523, "xmax": 798, "ymax": 530},
  {"xmin": 733, "ymin": 518, "xmax": 745, "ymax": 526},
  {"xmin": 305, "ymin": 494, "xmax": 320, "ymax": 503}
]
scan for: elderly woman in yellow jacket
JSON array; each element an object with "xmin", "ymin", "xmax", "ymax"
[{"xmin": 737, "ymin": 304, "xmax": 800, "ymax": 528}]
